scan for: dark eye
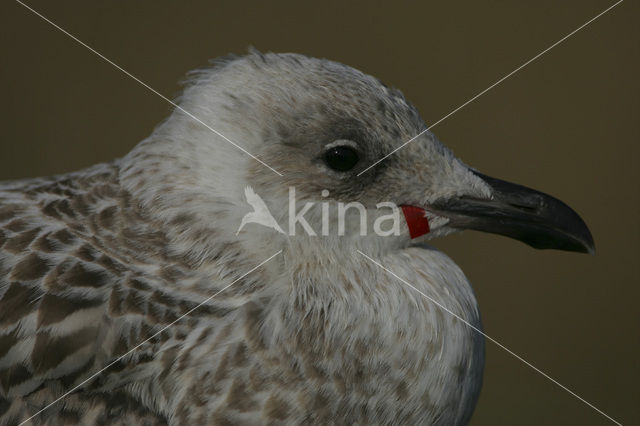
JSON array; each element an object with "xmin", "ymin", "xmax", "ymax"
[{"xmin": 323, "ymin": 146, "xmax": 359, "ymax": 172}]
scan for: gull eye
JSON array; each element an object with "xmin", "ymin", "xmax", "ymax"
[{"xmin": 323, "ymin": 145, "xmax": 359, "ymax": 172}]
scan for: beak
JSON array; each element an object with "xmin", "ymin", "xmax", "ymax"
[{"xmin": 430, "ymin": 172, "xmax": 595, "ymax": 254}]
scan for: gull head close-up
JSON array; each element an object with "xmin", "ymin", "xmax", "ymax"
[{"xmin": 0, "ymin": 52, "xmax": 594, "ymax": 425}]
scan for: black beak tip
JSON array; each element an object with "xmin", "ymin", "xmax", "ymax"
[
  {"xmin": 521, "ymin": 201, "xmax": 595, "ymax": 255},
  {"xmin": 573, "ymin": 233, "xmax": 595, "ymax": 255},
  {"xmin": 551, "ymin": 200, "xmax": 595, "ymax": 255},
  {"xmin": 441, "ymin": 171, "xmax": 597, "ymax": 256},
  {"xmin": 520, "ymin": 224, "xmax": 595, "ymax": 255},
  {"xmin": 579, "ymin": 227, "xmax": 596, "ymax": 256}
]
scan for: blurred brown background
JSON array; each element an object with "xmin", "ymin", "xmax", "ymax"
[{"xmin": 1, "ymin": 1, "xmax": 638, "ymax": 424}]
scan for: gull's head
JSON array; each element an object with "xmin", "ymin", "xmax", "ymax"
[{"xmin": 124, "ymin": 51, "xmax": 594, "ymax": 259}]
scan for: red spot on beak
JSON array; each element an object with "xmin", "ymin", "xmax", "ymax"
[{"xmin": 400, "ymin": 205, "xmax": 430, "ymax": 239}]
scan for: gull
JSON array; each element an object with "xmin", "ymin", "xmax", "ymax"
[{"xmin": 0, "ymin": 52, "xmax": 593, "ymax": 425}]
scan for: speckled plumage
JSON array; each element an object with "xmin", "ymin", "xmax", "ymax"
[{"xmin": 0, "ymin": 52, "xmax": 489, "ymax": 425}]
